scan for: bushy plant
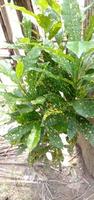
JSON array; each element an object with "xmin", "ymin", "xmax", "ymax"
[{"xmin": 1, "ymin": 0, "xmax": 94, "ymax": 164}]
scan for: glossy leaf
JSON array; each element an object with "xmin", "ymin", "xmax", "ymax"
[
  {"xmin": 73, "ymin": 99, "xmax": 94, "ymax": 118},
  {"xmin": 47, "ymin": 0, "xmax": 61, "ymax": 14},
  {"xmin": 27, "ymin": 125, "xmax": 41, "ymax": 152},
  {"xmin": 48, "ymin": 21, "xmax": 62, "ymax": 39},
  {"xmin": 37, "ymin": 14, "xmax": 52, "ymax": 32},
  {"xmin": 36, "ymin": 0, "xmax": 49, "ymax": 10},
  {"xmin": 16, "ymin": 60, "xmax": 24, "ymax": 79}
]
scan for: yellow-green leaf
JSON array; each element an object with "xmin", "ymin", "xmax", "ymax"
[
  {"xmin": 16, "ymin": 60, "xmax": 24, "ymax": 79},
  {"xmin": 49, "ymin": 21, "xmax": 62, "ymax": 39}
]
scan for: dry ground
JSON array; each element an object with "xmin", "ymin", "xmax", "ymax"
[{"xmin": 0, "ymin": 136, "xmax": 94, "ymax": 200}]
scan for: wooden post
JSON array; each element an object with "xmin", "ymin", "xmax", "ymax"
[{"xmin": 0, "ymin": 0, "xmax": 14, "ymax": 55}]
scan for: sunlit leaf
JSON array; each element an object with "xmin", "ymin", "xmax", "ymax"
[
  {"xmin": 67, "ymin": 41, "xmax": 94, "ymax": 58},
  {"xmin": 73, "ymin": 99, "xmax": 94, "ymax": 118},
  {"xmin": 49, "ymin": 21, "xmax": 62, "ymax": 39},
  {"xmin": 27, "ymin": 125, "xmax": 41, "ymax": 151},
  {"xmin": 16, "ymin": 60, "xmax": 24, "ymax": 79}
]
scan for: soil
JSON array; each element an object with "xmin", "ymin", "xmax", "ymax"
[{"xmin": 0, "ymin": 137, "xmax": 94, "ymax": 200}]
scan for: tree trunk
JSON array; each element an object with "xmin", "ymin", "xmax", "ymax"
[{"xmin": 77, "ymin": 134, "xmax": 94, "ymax": 177}]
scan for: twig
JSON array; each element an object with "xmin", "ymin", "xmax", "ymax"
[
  {"xmin": 73, "ymin": 184, "xmax": 94, "ymax": 200},
  {"xmin": 85, "ymin": 193, "xmax": 94, "ymax": 200},
  {"xmin": 48, "ymin": 179, "xmax": 68, "ymax": 185},
  {"xmin": 45, "ymin": 182, "xmax": 53, "ymax": 200}
]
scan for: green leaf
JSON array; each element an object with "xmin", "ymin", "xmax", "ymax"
[
  {"xmin": 31, "ymin": 96, "xmax": 46, "ymax": 105},
  {"xmin": 27, "ymin": 125, "xmax": 41, "ymax": 152},
  {"xmin": 73, "ymin": 99, "xmax": 94, "ymax": 118},
  {"xmin": 36, "ymin": 0, "xmax": 49, "ymax": 10},
  {"xmin": 23, "ymin": 46, "xmax": 41, "ymax": 69},
  {"xmin": 14, "ymin": 104, "xmax": 33, "ymax": 114},
  {"xmin": 67, "ymin": 41, "xmax": 94, "ymax": 58},
  {"xmin": 63, "ymin": 0, "xmax": 81, "ymax": 41},
  {"xmin": 47, "ymin": 0, "xmax": 61, "ymax": 14},
  {"xmin": 5, "ymin": 124, "xmax": 33, "ymax": 145},
  {"xmin": 49, "ymin": 133, "xmax": 63, "ymax": 149},
  {"xmin": 77, "ymin": 118, "xmax": 94, "ymax": 146},
  {"xmin": 22, "ymin": 17, "xmax": 32, "ymax": 39},
  {"xmin": 16, "ymin": 60, "xmax": 24, "ymax": 79},
  {"xmin": 67, "ymin": 116, "xmax": 77, "ymax": 140},
  {"xmin": 37, "ymin": 14, "xmax": 52, "ymax": 32},
  {"xmin": 48, "ymin": 21, "xmax": 62, "ymax": 39}
]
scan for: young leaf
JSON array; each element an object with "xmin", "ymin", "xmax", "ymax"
[
  {"xmin": 31, "ymin": 96, "xmax": 46, "ymax": 105},
  {"xmin": 37, "ymin": 14, "xmax": 52, "ymax": 32},
  {"xmin": 48, "ymin": 21, "xmax": 62, "ymax": 39},
  {"xmin": 36, "ymin": 0, "xmax": 49, "ymax": 10},
  {"xmin": 27, "ymin": 125, "xmax": 41, "ymax": 152},
  {"xmin": 47, "ymin": 0, "xmax": 61, "ymax": 14},
  {"xmin": 16, "ymin": 60, "xmax": 24, "ymax": 79}
]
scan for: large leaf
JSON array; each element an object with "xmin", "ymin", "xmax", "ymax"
[
  {"xmin": 67, "ymin": 41, "xmax": 94, "ymax": 58},
  {"xmin": 73, "ymin": 99, "xmax": 94, "ymax": 118},
  {"xmin": 63, "ymin": 0, "xmax": 81, "ymax": 41},
  {"xmin": 27, "ymin": 125, "xmax": 41, "ymax": 152},
  {"xmin": 49, "ymin": 133, "xmax": 63, "ymax": 149}
]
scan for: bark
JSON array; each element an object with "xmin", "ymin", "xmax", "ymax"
[{"xmin": 77, "ymin": 134, "xmax": 94, "ymax": 177}]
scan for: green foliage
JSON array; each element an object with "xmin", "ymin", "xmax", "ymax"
[
  {"xmin": 1, "ymin": 0, "xmax": 94, "ymax": 165},
  {"xmin": 63, "ymin": 0, "xmax": 81, "ymax": 41}
]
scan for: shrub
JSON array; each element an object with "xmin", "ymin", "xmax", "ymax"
[{"xmin": 1, "ymin": 0, "xmax": 94, "ymax": 164}]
